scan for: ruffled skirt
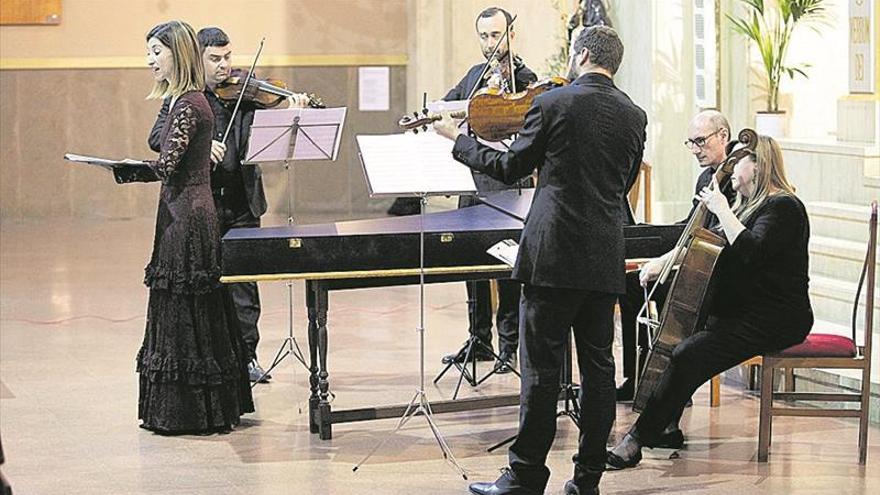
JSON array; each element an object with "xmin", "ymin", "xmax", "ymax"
[{"xmin": 137, "ymin": 183, "xmax": 254, "ymax": 434}]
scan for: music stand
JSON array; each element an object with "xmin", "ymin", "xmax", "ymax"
[
  {"xmin": 486, "ymin": 333, "xmax": 580, "ymax": 453},
  {"xmin": 244, "ymin": 106, "xmax": 347, "ymax": 386},
  {"xmin": 352, "ymin": 132, "xmax": 476, "ymax": 478}
]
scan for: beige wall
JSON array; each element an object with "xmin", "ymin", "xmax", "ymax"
[
  {"xmin": 0, "ymin": 0, "xmax": 407, "ymax": 221},
  {"xmin": 0, "ymin": 0, "xmax": 406, "ymax": 60}
]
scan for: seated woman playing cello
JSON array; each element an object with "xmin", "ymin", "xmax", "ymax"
[{"xmin": 607, "ymin": 135, "xmax": 814, "ymax": 468}]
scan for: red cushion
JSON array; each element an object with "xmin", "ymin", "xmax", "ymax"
[{"xmin": 775, "ymin": 333, "xmax": 857, "ymax": 358}]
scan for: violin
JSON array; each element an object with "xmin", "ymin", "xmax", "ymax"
[
  {"xmin": 398, "ymin": 77, "xmax": 568, "ymax": 142},
  {"xmin": 214, "ymin": 73, "xmax": 325, "ymax": 109}
]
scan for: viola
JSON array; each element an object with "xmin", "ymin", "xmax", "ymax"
[
  {"xmin": 214, "ymin": 73, "xmax": 325, "ymax": 109},
  {"xmin": 398, "ymin": 77, "xmax": 568, "ymax": 142}
]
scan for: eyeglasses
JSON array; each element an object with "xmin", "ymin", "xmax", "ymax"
[{"xmin": 684, "ymin": 129, "xmax": 722, "ymax": 150}]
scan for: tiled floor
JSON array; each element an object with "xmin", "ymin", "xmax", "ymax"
[{"xmin": 1, "ymin": 217, "xmax": 877, "ymax": 494}]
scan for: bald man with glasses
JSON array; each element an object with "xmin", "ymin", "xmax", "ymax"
[{"xmin": 616, "ymin": 111, "xmax": 737, "ymax": 422}]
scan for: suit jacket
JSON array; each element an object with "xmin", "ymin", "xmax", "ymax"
[
  {"xmin": 148, "ymin": 92, "xmax": 268, "ymax": 218},
  {"xmin": 444, "ymin": 59, "xmax": 538, "ymax": 194},
  {"xmin": 451, "ymin": 72, "xmax": 648, "ymax": 293}
]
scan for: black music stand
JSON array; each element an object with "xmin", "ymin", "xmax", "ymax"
[
  {"xmin": 244, "ymin": 106, "xmax": 347, "ymax": 386},
  {"xmin": 432, "ymin": 284, "xmax": 517, "ymax": 399},
  {"xmin": 486, "ymin": 333, "xmax": 580, "ymax": 453},
  {"xmin": 352, "ymin": 131, "xmax": 478, "ymax": 478}
]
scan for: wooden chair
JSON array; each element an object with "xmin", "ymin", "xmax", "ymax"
[
  {"xmin": 757, "ymin": 201, "xmax": 877, "ymax": 464},
  {"xmin": 627, "ymin": 161, "xmax": 653, "ymax": 223},
  {"xmin": 709, "ymin": 356, "xmax": 764, "ymax": 407}
]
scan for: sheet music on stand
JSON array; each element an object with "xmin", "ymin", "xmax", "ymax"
[
  {"xmin": 356, "ymin": 131, "xmax": 477, "ymax": 197},
  {"xmin": 238, "ymin": 106, "xmax": 347, "ymax": 386},
  {"xmin": 245, "ymin": 107, "xmax": 347, "ymax": 163}
]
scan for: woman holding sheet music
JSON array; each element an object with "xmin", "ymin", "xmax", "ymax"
[{"xmin": 135, "ymin": 20, "xmax": 253, "ymax": 435}]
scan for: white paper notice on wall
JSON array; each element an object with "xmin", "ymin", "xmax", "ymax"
[{"xmin": 358, "ymin": 66, "xmax": 390, "ymax": 111}]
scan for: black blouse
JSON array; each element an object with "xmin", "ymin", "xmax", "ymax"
[{"xmin": 710, "ymin": 193, "xmax": 814, "ymax": 340}]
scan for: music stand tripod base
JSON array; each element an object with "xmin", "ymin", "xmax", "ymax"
[{"xmin": 351, "ymin": 195, "xmax": 467, "ymax": 479}]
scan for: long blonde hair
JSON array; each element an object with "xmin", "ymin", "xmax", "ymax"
[
  {"xmin": 732, "ymin": 135, "xmax": 797, "ymax": 222},
  {"xmin": 146, "ymin": 21, "xmax": 205, "ymax": 99}
]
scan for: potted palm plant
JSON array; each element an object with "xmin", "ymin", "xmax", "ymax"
[{"xmin": 727, "ymin": 0, "xmax": 831, "ymax": 137}]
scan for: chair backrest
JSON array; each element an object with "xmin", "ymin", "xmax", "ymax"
[
  {"xmin": 627, "ymin": 161, "xmax": 652, "ymax": 223},
  {"xmin": 853, "ymin": 201, "xmax": 877, "ymax": 358}
]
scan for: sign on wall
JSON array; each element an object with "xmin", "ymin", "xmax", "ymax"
[{"xmin": 849, "ymin": 0, "xmax": 876, "ymax": 94}]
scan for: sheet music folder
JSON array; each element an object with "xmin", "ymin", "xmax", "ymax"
[
  {"xmin": 245, "ymin": 107, "xmax": 347, "ymax": 163},
  {"xmin": 356, "ymin": 131, "xmax": 477, "ymax": 198},
  {"xmin": 64, "ymin": 153, "xmax": 157, "ymax": 183},
  {"xmin": 63, "ymin": 153, "xmax": 148, "ymax": 170}
]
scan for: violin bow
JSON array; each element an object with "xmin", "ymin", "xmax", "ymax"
[
  {"xmin": 221, "ymin": 37, "xmax": 265, "ymax": 146},
  {"xmin": 466, "ymin": 14, "xmax": 518, "ymax": 100}
]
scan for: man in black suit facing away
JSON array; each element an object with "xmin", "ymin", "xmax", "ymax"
[
  {"xmin": 435, "ymin": 26, "xmax": 647, "ymax": 495},
  {"xmin": 440, "ymin": 6, "xmax": 538, "ymax": 374},
  {"xmin": 149, "ymin": 27, "xmax": 310, "ymax": 383}
]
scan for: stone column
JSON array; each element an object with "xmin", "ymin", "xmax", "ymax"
[{"xmin": 838, "ymin": 0, "xmax": 879, "ymax": 145}]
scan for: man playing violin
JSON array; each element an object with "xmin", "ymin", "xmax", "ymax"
[
  {"xmin": 616, "ymin": 110, "xmax": 736, "ymax": 405},
  {"xmin": 435, "ymin": 25, "xmax": 646, "ymax": 495},
  {"xmin": 149, "ymin": 26, "xmax": 309, "ymax": 383},
  {"xmin": 439, "ymin": 6, "xmax": 538, "ymax": 375}
]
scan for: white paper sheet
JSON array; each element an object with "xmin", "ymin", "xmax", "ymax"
[
  {"xmin": 358, "ymin": 67, "xmax": 390, "ymax": 112},
  {"xmin": 356, "ymin": 132, "xmax": 477, "ymax": 197},
  {"xmin": 487, "ymin": 239, "xmax": 519, "ymax": 268},
  {"xmin": 64, "ymin": 153, "xmax": 148, "ymax": 170}
]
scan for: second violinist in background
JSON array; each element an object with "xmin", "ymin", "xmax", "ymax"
[
  {"xmin": 437, "ymin": 6, "xmax": 539, "ymax": 375},
  {"xmin": 148, "ymin": 26, "xmax": 310, "ymax": 384}
]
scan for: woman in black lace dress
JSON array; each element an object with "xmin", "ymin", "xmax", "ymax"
[{"xmin": 137, "ymin": 20, "xmax": 253, "ymax": 434}]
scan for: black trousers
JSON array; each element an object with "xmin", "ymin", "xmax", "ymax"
[
  {"xmin": 217, "ymin": 203, "xmax": 262, "ymax": 361},
  {"xmin": 509, "ymin": 284, "xmax": 617, "ymax": 489},
  {"xmin": 466, "ymin": 279, "xmax": 521, "ymax": 354},
  {"xmin": 633, "ymin": 316, "xmax": 807, "ymax": 444},
  {"xmin": 459, "ymin": 193, "xmax": 520, "ymax": 354},
  {"xmin": 618, "ymin": 271, "xmax": 670, "ymax": 379}
]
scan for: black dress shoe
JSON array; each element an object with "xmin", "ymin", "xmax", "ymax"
[
  {"xmin": 248, "ymin": 359, "xmax": 271, "ymax": 383},
  {"xmin": 653, "ymin": 428, "xmax": 684, "ymax": 449},
  {"xmin": 495, "ymin": 352, "xmax": 517, "ymax": 374},
  {"xmin": 564, "ymin": 464, "xmax": 601, "ymax": 495},
  {"xmin": 441, "ymin": 345, "xmax": 495, "ymax": 364},
  {"xmin": 469, "ymin": 468, "xmax": 542, "ymax": 495},
  {"xmin": 606, "ymin": 433, "xmax": 643, "ymax": 470},
  {"xmin": 615, "ymin": 378, "xmax": 634, "ymax": 401},
  {"xmin": 564, "ymin": 480, "xmax": 599, "ymax": 495}
]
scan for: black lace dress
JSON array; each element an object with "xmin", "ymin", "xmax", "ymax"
[{"xmin": 137, "ymin": 90, "xmax": 254, "ymax": 434}]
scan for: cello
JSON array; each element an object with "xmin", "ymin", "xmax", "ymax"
[{"xmin": 632, "ymin": 128, "xmax": 759, "ymax": 412}]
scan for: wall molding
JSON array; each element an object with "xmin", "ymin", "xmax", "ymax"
[{"xmin": 0, "ymin": 53, "xmax": 408, "ymax": 70}]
